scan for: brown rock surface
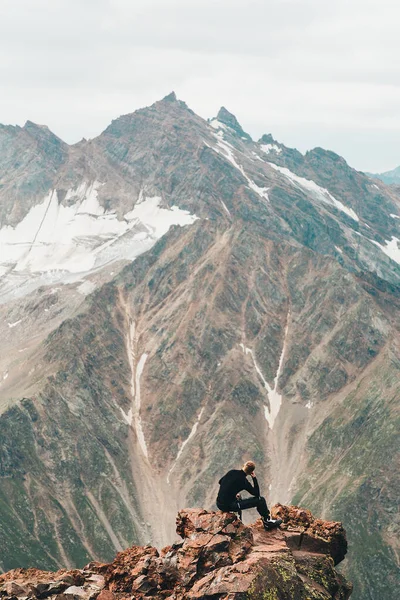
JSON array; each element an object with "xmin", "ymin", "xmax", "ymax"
[
  {"xmin": 272, "ymin": 503, "xmax": 348, "ymax": 565},
  {"xmin": 0, "ymin": 506, "xmax": 352, "ymax": 599}
]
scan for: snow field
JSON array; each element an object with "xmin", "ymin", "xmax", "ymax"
[
  {"xmin": 371, "ymin": 236, "xmax": 400, "ymax": 265},
  {"xmin": 260, "ymin": 144, "xmax": 282, "ymax": 155},
  {"xmin": 0, "ymin": 183, "xmax": 198, "ymax": 275},
  {"xmin": 0, "ymin": 183, "xmax": 198, "ymax": 301}
]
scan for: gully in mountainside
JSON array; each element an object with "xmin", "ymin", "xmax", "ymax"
[{"xmin": 118, "ymin": 289, "xmax": 179, "ymax": 547}]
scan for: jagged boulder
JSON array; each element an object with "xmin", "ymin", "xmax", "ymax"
[
  {"xmin": 272, "ymin": 503, "xmax": 348, "ymax": 565},
  {"xmin": 0, "ymin": 568, "xmax": 102, "ymax": 600},
  {"xmin": 0, "ymin": 506, "xmax": 352, "ymax": 599}
]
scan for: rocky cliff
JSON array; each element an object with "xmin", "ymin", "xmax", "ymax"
[
  {"xmin": 0, "ymin": 506, "xmax": 352, "ymax": 600},
  {"xmin": 0, "ymin": 94, "xmax": 399, "ymax": 600}
]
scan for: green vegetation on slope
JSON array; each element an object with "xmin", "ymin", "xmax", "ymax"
[{"xmin": 292, "ymin": 357, "xmax": 400, "ymax": 600}]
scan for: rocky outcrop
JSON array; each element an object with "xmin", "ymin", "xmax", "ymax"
[
  {"xmin": 0, "ymin": 506, "xmax": 352, "ymax": 600},
  {"xmin": 215, "ymin": 107, "xmax": 252, "ymax": 141}
]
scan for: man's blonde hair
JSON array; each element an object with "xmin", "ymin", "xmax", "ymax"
[{"xmin": 242, "ymin": 461, "xmax": 255, "ymax": 475}]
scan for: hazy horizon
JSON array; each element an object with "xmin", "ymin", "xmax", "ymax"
[{"xmin": 2, "ymin": 0, "xmax": 399, "ymax": 173}]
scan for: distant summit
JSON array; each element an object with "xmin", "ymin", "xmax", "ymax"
[
  {"xmin": 215, "ymin": 106, "xmax": 252, "ymax": 140},
  {"xmin": 369, "ymin": 164, "xmax": 400, "ymax": 185},
  {"xmin": 162, "ymin": 91, "xmax": 177, "ymax": 102},
  {"xmin": 259, "ymin": 133, "xmax": 276, "ymax": 144}
]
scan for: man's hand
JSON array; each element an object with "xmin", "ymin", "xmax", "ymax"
[
  {"xmin": 236, "ymin": 493, "xmax": 242, "ymax": 500},
  {"xmin": 250, "ymin": 471, "xmax": 256, "ymax": 478}
]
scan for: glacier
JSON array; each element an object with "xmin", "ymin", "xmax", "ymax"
[{"xmin": 0, "ymin": 183, "xmax": 198, "ymax": 302}]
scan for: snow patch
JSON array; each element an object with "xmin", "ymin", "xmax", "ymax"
[
  {"xmin": 251, "ymin": 151, "xmax": 263, "ymax": 161},
  {"xmin": 7, "ymin": 319, "xmax": 22, "ymax": 328},
  {"xmin": 305, "ymin": 401, "xmax": 313, "ymax": 409},
  {"xmin": 220, "ymin": 200, "xmax": 231, "ymax": 216},
  {"xmin": 134, "ymin": 353, "xmax": 149, "ymax": 458},
  {"xmin": 372, "ymin": 236, "xmax": 400, "ymax": 265},
  {"xmin": 269, "ymin": 163, "xmax": 359, "ymax": 222},
  {"xmin": 212, "ymin": 138, "xmax": 269, "ymax": 202},
  {"xmin": 390, "ymin": 213, "xmax": 400, "ymax": 219},
  {"xmin": 260, "ymin": 144, "xmax": 282, "ymax": 155},
  {"xmin": 167, "ymin": 407, "xmax": 204, "ymax": 483},
  {"xmin": 120, "ymin": 407, "xmax": 133, "ymax": 426},
  {"xmin": 266, "ymin": 319, "xmax": 289, "ymax": 428},
  {"xmin": 78, "ymin": 281, "xmax": 96, "ymax": 295},
  {"xmin": 248, "ymin": 179, "xmax": 270, "ymax": 201},
  {"xmin": 240, "ymin": 344, "xmax": 271, "ymax": 391},
  {"xmin": 240, "ymin": 316, "xmax": 289, "ymax": 429},
  {"xmin": 210, "ymin": 119, "xmax": 228, "ymax": 131},
  {"xmin": 335, "ymin": 246, "xmax": 343, "ymax": 254}
]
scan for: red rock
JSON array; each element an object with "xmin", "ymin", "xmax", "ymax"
[
  {"xmin": 176, "ymin": 508, "xmax": 244, "ymax": 539},
  {"xmin": 96, "ymin": 591, "xmax": 115, "ymax": 600},
  {"xmin": 0, "ymin": 505, "xmax": 352, "ymax": 600},
  {"xmin": 160, "ymin": 545, "xmax": 173, "ymax": 557},
  {"xmin": 82, "ymin": 562, "xmax": 109, "ymax": 575},
  {"xmin": 196, "ymin": 533, "xmax": 232, "ymax": 574},
  {"xmin": 104, "ymin": 545, "xmax": 159, "ymax": 592},
  {"xmin": 272, "ymin": 503, "xmax": 348, "ymax": 565},
  {"xmin": 0, "ymin": 569, "xmax": 53, "ymax": 585}
]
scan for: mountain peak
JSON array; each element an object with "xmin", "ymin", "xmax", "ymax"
[
  {"xmin": 216, "ymin": 106, "xmax": 252, "ymax": 140},
  {"xmin": 22, "ymin": 120, "xmax": 66, "ymax": 149},
  {"xmin": 217, "ymin": 106, "xmax": 240, "ymax": 128},
  {"xmin": 24, "ymin": 120, "xmax": 50, "ymax": 131},
  {"xmin": 155, "ymin": 91, "xmax": 192, "ymax": 114},
  {"xmin": 162, "ymin": 91, "xmax": 177, "ymax": 102},
  {"xmin": 259, "ymin": 133, "xmax": 276, "ymax": 144}
]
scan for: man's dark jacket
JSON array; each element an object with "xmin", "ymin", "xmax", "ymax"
[{"xmin": 217, "ymin": 469, "xmax": 260, "ymax": 508}]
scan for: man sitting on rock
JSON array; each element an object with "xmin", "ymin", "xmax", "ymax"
[{"xmin": 216, "ymin": 461, "xmax": 282, "ymax": 530}]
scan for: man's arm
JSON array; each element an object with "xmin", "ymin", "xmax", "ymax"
[{"xmin": 244, "ymin": 474, "xmax": 260, "ymax": 497}]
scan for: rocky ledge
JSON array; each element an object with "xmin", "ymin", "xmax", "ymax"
[{"xmin": 0, "ymin": 505, "xmax": 352, "ymax": 600}]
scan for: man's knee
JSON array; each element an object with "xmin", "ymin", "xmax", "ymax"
[{"xmin": 257, "ymin": 496, "xmax": 269, "ymax": 511}]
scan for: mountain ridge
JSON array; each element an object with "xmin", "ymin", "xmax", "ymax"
[
  {"xmin": 0, "ymin": 94, "xmax": 399, "ymax": 600},
  {"xmin": 368, "ymin": 164, "xmax": 400, "ymax": 185}
]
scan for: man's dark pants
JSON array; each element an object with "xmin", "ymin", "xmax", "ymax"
[{"xmin": 217, "ymin": 496, "xmax": 269, "ymax": 519}]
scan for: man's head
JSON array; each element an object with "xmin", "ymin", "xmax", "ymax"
[{"xmin": 242, "ymin": 461, "xmax": 255, "ymax": 475}]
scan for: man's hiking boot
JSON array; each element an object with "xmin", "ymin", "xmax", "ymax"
[{"xmin": 262, "ymin": 517, "xmax": 283, "ymax": 530}]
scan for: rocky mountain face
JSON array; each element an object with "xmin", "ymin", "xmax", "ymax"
[
  {"xmin": 0, "ymin": 94, "xmax": 399, "ymax": 600},
  {"xmin": 0, "ymin": 505, "xmax": 352, "ymax": 600}
]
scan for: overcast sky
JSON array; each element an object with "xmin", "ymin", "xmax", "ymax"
[{"xmin": 1, "ymin": 0, "xmax": 399, "ymax": 172}]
